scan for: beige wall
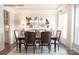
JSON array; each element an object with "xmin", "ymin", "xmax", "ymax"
[
  {"xmin": 15, "ymin": 10, "xmax": 57, "ymax": 32},
  {"xmin": 2, "ymin": 7, "xmax": 58, "ymax": 45},
  {"xmin": 66, "ymin": 5, "xmax": 72, "ymax": 49},
  {"xmin": 9, "ymin": 12, "xmax": 15, "ymax": 44}
]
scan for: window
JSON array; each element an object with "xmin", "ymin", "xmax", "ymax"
[
  {"xmin": 58, "ymin": 12, "xmax": 68, "ymax": 39},
  {"xmin": 73, "ymin": 5, "xmax": 79, "ymax": 45}
]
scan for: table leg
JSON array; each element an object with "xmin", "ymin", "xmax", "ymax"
[
  {"xmin": 54, "ymin": 39, "xmax": 56, "ymax": 52},
  {"xmin": 19, "ymin": 39, "xmax": 21, "ymax": 53}
]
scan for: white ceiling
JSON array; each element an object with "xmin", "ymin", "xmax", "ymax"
[
  {"xmin": 3, "ymin": 4, "xmax": 63, "ymax": 11},
  {"xmin": 16, "ymin": 4, "xmax": 62, "ymax": 10},
  {"xmin": 3, "ymin": 4, "xmax": 63, "ymax": 13}
]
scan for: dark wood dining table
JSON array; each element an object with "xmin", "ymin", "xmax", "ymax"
[
  {"xmin": 17, "ymin": 30, "xmax": 57, "ymax": 53},
  {"xmin": 51, "ymin": 36, "xmax": 57, "ymax": 52}
]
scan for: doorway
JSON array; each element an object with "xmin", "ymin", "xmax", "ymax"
[{"xmin": 4, "ymin": 10, "xmax": 10, "ymax": 45}]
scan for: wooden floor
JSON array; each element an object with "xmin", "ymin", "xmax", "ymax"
[
  {"xmin": 0, "ymin": 43, "xmax": 79, "ymax": 55},
  {"xmin": 0, "ymin": 43, "xmax": 15, "ymax": 55}
]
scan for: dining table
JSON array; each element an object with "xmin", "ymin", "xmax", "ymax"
[{"xmin": 17, "ymin": 30, "xmax": 57, "ymax": 52}]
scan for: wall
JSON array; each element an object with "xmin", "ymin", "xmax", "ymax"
[
  {"xmin": 3, "ymin": 6, "xmax": 58, "ymax": 45},
  {"xmin": 66, "ymin": 5, "xmax": 73, "ymax": 49},
  {"xmin": 15, "ymin": 10, "xmax": 57, "ymax": 34},
  {"xmin": 0, "ymin": 5, "xmax": 5, "ymax": 51},
  {"xmin": 9, "ymin": 12, "xmax": 15, "ymax": 44}
]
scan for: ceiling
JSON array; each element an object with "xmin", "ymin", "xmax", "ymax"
[
  {"xmin": 3, "ymin": 4, "xmax": 63, "ymax": 11},
  {"xmin": 3, "ymin": 4, "xmax": 64, "ymax": 13}
]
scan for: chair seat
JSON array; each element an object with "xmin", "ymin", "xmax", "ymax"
[{"xmin": 51, "ymin": 36, "xmax": 56, "ymax": 39}]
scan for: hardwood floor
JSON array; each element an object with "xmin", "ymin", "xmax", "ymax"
[
  {"xmin": 60, "ymin": 43, "xmax": 79, "ymax": 55},
  {"xmin": 0, "ymin": 43, "xmax": 79, "ymax": 55},
  {"xmin": 0, "ymin": 43, "xmax": 15, "ymax": 55}
]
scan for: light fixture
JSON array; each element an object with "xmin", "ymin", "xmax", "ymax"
[
  {"xmin": 21, "ymin": 20, "xmax": 26, "ymax": 31},
  {"xmin": 5, "ymin": 25, "xmax": 9, "ymax": 28}
]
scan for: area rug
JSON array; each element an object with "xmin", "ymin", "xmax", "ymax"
[{"xmin": 8, "ymin": 44, "xmax": 68, "ymax": 55}]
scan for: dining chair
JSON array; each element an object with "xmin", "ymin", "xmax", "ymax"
[
  {"xmin": 14, "ymin": 30, "xmax": 25, "ymax": 52},
  {"xmin": 40, "ymin": 31, "xmax": 51, "ymax": 53},
  {"xmin": 24, "ymin": 31, "xmax": 36, "ymax": 53},
  {"xmin": 56, "ymin": 30, "xmax": 61, "ymax": 50},
  {"xmin": 51, "ymin": 30, "xmax": 61, "ymax": 50}
]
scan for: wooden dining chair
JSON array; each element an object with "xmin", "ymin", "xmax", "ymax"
[
  {"xmin": 40, "ymin": 31, "xmax": 51, "ymax": 53},
  {"xmin": 56, "ymin": 30, "xmax": 61, "ymax": 50},
  {"xmin": 51, "ymin": 30, "xmax": 61, "ymax": 50},
  {"xmin": 24, "ymin": 31, "xmax": 36, "ymax": 53},
  {"xmin": 14, "ymin": 30, "xmax": 18, "ymax": 51},
  {"xmin": 14, "ymin": 30, "xmax": 25, "ymax": 52}
]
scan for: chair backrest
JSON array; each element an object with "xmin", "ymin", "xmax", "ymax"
[
  {"xmin": 56, "ymin": 30, "xmax": 61, "ymax": 41},
  {"xmin": 24, "ymin": 31, "xmax": 36, "ymax": 44},
  {"xmin": 41, "ymin": 31, "xmax": 51, "ymax": 43},
  {"xmin": 14, "ymin": 30, "xmax": 19, "ymax": 42}
]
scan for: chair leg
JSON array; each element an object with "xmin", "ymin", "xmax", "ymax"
[
  {"xmin": 58, "ymin": 43, "xmax": 59, "ymax": 50},
  {"xmin": 39, "ymin": 42, "xmax": 41, "ymax": 49},
  {"xmin": 16, "ymin": 43, "xmax": 18, "ymax": 51},
  {"xmin": 26, "ymin": 46, "xmax": 28, "ymax": 53},
  {"xmin": 48, "ymin": 45, "xmax": 51, "ymax": 53},
  {"xmin": 41, "ymin": 46, "xmax": 43, "ymax": 53},
  {"xmin": 19, "ymin": 41, "xmax": 21, "ymax": 53},
  {"xmin": 25, "ymin": 44, "xmax": 28, "ymax": 53},
  {"xmin": 54, "ymin": 39, "xmax": 56, "ymax": 52},
  {"xmin": 33, "ymin": 45, "xmax": 35, "ymax": 53}
]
